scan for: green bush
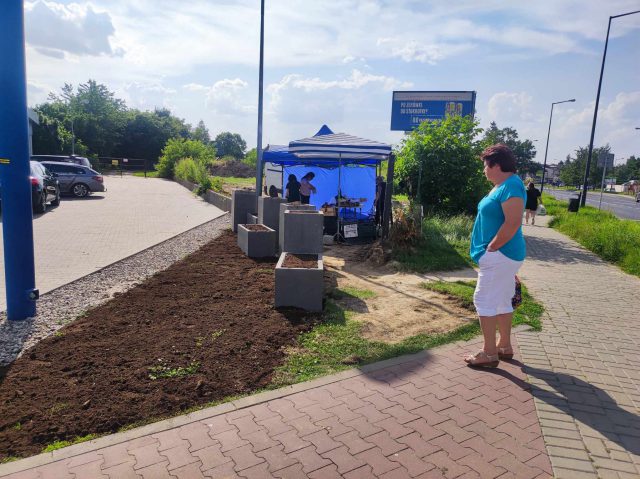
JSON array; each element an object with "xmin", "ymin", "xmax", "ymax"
[
  {"xmin": 155, "ymin": 138, "xmax": 216, "ymax": 178},
  {"xmin": 174, "ymin": 157, "xmax": 212, "ymax": 195}
]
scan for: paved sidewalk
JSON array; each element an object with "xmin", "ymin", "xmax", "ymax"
[
  {"xmin": 518, "ymin": 217, "xmax": 640, "ymax": 478},
  {"xmin": 0, "ymin": 335, "xmax": 552, "ymax": 479}
]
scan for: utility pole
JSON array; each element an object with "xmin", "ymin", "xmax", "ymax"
[
  {"xmin": 255, "ymin": 0, "xmax": 265, "ymax": 198},
  {"xmin": 0, "ymin": 0, "xmax": 38, "ymax": 320}
]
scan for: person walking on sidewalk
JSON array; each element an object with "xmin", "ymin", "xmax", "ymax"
[
  {"xmin": 465, "ymin": 144, "xmax": 526, "ymax": 368},
  {"xmin": 525, "ymin": 182, "xmax": 542, "ymax": 225}
]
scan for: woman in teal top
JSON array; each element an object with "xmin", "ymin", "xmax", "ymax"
[{"xmin": 465, "ymin": 144, "xmax": 526, "ymax": 368}]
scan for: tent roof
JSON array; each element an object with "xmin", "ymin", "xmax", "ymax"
[{"xmin": 289, "ymin": 126, "xmax": 391, "ymax": 160}]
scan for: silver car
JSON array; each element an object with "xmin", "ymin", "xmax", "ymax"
[{"xmin": 41, "ymin": 161, "xmax": 106, "ymax": 198}]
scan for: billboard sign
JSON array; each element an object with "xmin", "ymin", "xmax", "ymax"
[
  {"xmin": 391, "ymin": 91, "xmax": 476, "ymax": 131},
  {"xmin": 597, "ymin": 152, "xmax": 614, "ymax": 169}
]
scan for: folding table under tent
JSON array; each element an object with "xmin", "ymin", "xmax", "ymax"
[{"xmin": 263, "ymin": 125, "xmax": 392, "ymax": 241}]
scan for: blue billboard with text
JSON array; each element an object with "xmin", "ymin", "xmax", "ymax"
[{"xmin": 390, "ymin": 91, "xmax": 476, "ymax": 131}]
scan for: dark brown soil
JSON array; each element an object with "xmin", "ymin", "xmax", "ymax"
[
  {"xmin": 243, "ymin": 224, "xmax": 270, "ymax": 231},
  {"xmin": 282, "ymin": 254, "xmax": 318, "ymax": 269},
  {"xmin": 0, "ymin": 231, "xmax": 320, "ymax": 460}
]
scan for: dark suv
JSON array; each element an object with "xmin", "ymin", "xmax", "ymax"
[
  {"xmin": 32, "ymin": 154, "xmax": 92, "ymax": 168},
  {"xmin": 41, "ymin": 161, "xmax": 105, "ymax": 197},
  {"xmin": 30, "ymin": 161, "xmax": 61, "ymax": 213}
]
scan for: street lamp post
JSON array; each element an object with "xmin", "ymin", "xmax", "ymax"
[
  {"xmin": 540, "ymin": 99, "xmax": 575, "ymax": 194},
  {"xmin": 581, "ymin": 9, "xmax": 640, "ymax": 207},
  {"xmin": 255, "ymin": 0, "xmax": 265, "ymax": 198}
]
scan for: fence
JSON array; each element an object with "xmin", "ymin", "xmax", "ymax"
[{"xmin": 96, "ymin": 157, "xmax": 153, "ymax": 176}]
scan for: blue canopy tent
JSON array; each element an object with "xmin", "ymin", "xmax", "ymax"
[
  {"xmin": 263, "ymin": 125, "xmax": 390, "ymax": 209},
  {"xmin": 263, "ymin": 126, "xmax": 391, "ymax": 238}
]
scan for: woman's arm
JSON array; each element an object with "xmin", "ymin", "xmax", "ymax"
[
  {"xmin": 487, "ymin": 197, "xmax": 524, "ymax": 251},
  {"xmin": 310, "ymin": 182, "xmax": 317, "ymax": 193}
]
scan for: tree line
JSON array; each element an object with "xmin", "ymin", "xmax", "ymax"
[{"xmin": 32, "ymin": 79, "xmax": 251, "ymax": 164}]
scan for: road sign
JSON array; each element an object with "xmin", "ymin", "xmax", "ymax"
[
  {"xmin": 111, "ymin": 160, "xmax": 118, "ymax": 166},
  {"xmin": 390, "ymin": 91, "xmax": 476, "ymax": 131},
  {"xmin": 597, "ymin": 152, "xmax": 614, "ymax": 168}
]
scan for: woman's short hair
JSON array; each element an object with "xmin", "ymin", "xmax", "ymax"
[
  {"xmin": 481, "ymin": 144, "xmax": 517, "ymax": 173},
  {"xmin": 302, "ymin": 172, "xmax": 315, "ymax": 180},
  {"xmin": 528, "ymin": 182, "xmax": 535, "ymax": 190},
  {"xmin": 287, "ymin": 174, "xmax": 297, "ymax": 183}
]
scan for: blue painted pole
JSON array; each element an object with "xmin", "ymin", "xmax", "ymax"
[{"xmin": 0, "ymin": 0, "xmax": 38, "ymax": 320}]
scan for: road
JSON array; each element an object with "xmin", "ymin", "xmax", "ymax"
[{"xmin": 546, "ymin": 188, "xmax": 640, "ymax": 221}]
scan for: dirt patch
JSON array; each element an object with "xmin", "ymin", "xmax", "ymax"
[
  {"xmin": 243, "ymin": 224, "xmax": 270, "ymax": 231},
  {"xmin": 324, "ymin": 244, "xmax": 477, "ymax": 343},
  {"xmin": 209, "ymin": 160, "xmax": 254, "ymax": 178},
  {"xmin": 282, "ymin": 254, "xmax": 318, "ymax": 269},
  {"xmin": 0, "ymin": 231, "xmax": 319, "ymax": 460}
]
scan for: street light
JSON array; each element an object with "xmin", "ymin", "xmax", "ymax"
[
  {"xmin": 581, "ymin": 9, "xmax": 640, "ymax": 207},
  {"xmin": 540, "ymin": 99, "xmax": 575, "ymax": 194}
]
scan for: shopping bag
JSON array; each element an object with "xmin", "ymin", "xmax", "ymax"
[
  {"xmin": 511, "ymin": 276, "xmax": 522, "ymax": 309},
  {"xmin": 537, "ymin": 204, "xmax": 547, "ymax": 216}
]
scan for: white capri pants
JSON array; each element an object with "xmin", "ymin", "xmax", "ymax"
[{"xmin": 473, "ymin": 250, "xmax": 523, "ymax": 317}]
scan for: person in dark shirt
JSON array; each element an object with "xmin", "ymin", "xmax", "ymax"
[
  {"xmin": 375, "ymin": 176, "xmax": 386, "ymax": 226},
  {"xmin": 525, "ymin": 182, "xmax": 542, "ymax": 225},
  {"xmin": 285, "ymin": 174, "xmax": 301, "ymax": 203}
]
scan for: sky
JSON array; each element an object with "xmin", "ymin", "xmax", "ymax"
[{"xmin": 23, "ymin": 0, "xmax": 640, "ymax": 165}]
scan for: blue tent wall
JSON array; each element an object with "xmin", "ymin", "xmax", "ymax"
[{"xmin": 283, "ymin": 165, "xmax": 376, "ymax": 214}]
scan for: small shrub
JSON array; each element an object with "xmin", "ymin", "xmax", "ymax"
[
  {"xmin": 156, "ymin": 138, "xmax": 216, "ymax": 178},
  {"xmin": 389, "ymin": 205, "xmax": 421, "ymax": 249},
  {"xmin": 148, "ymin": 360, "xmax": 200, "ymax": 380}
]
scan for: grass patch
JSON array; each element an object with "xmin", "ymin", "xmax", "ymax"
[
  {"xmin": 148, "ymin": 360, "xmax": 200, "ymax": 380},
  {"xmin": 132, "ymin": 171, "xmax": 159, "ymax": 178},
  {"xmin": 42, "ymin": 434, "xmax": 97, "ymax": 453},
  {"xmin": 0, "ymin": 457, "xmax": 19, "ymax": 464},
  {"xmin": 394, "ymin": 214, "xmax": 474, "ymax": 272},
  {"xmin": 543, "ymin": 195, "xmax": 640, "ymax": 277},
  {"xmin": 273, "ymin": 283, "xmax": 544, "ymax": 386},
  {"xmin": 330, "ymin": 286, "xmax": 377, "ymax": 300},
  {"xmin": 210, "ymin": 176, "xmax": 255, "ymax": 195}
]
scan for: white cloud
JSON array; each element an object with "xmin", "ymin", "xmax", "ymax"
[
  {"xmin": 488, "ymin": 92, "xmax": 535, "ymax": 122},
  {"xmin": 182, "ymin": 79, "xmax": 254, "ymax": 115},
  {"xmin": 25, "ymin": 1, "xmax": 119, "ymax": 58}
]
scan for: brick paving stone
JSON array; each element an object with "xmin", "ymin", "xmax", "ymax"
[
  {"xmin": 388, "ymin": 448, "xmax": 436, "ymax": 476},
  {"xmin": 352, "ymin": 403, "xmax": 392, "ymax": 424},
  {"xmin": 397, "ymin": 431, "xmax": 441, "ymax": 458},
  {"xmin": 69, "ymin": 460, "xmax": 108, "ymax": 479},
  {"xmin": 240, "ymin": 429, "xmax": 280, "ymax": 453},
  {"xmin": 152, "ymin": 430, "xmax": 189, "ymax": 452},
  {"xmin": 227, "ymin": 415, "xmax": 262, "ymax": 438},
  {"xmin": 334, "ymin": 430, "xmax": 376, "ymax": 455},
  {"xmin": 321, "ymin": 445, "xmax": 366, "ymax": 475},
  {"xmin": 286, "ymin": 415, "xmax": 322, "ymax": 437},
  {"xmin": 254, "ymin": 445, "xmax": 297, "ymax": 472},
  {"xmin": 224, "ymin": 444, "xmax": 264, "ymax": 472},
  {"xmin": 412, "ymin": 404, "xmax": 449, "ymax": 426},
  {"xmin": 434, "ymin": 419, "xmax": 475, "ymax": 443},
  {"xmin": 171, "ymin": 462, "xmax": 207, "ymax": 479},
  {"xmin": 99, "ymin": 443, "xmax": 135, "ymax": 469},
  {"xmin": 129, "ymin": 442, "xmax": 167, "ymax": 470},
  {"xmin": 136, "ymin": 461, "xmax": 174, "ymax": 479},
  {"xmin": 342, "ymin": 465, "xmax": 375, "ymax": 479},
  {"xmin": 237, "ymin": 462, "xmax": 275, "ymax": 479},
  {"xmin": 287, "ymin": 445, "xmax": 331, "ymax": 474},
  {"xmin": 362, "ymin": 430, "xmax": 407, "ymax": 456},
  {"xmin": 257, "ymin": 414, "xmax": 295, "ymax": 437},
  {"xmin": 344, "ymin": 416, "xmax": 384, "ymax": 438},
  {"xmin": 325, "ymin": 404, "xmax": 361, "ymax": 423},
  {"xmin": 374, "ymin": 417, "xmax": 413, "ymax": 439},
  {"xmin": 213, "ymin": 428, "xmax": 250, "ymax": 453},
  {"xmin": 423, "ymin": 450, "xmax": 472, "ymax": 479},
  {"xmin": 429, "ymin": 435, "xmax": 474, "ymax": 462},
  {"xmin": 316, "ymin": 415, "xmax": 354, "ymax": 437},
  {"xmin": 101, "ymin": 462, "xmax": 140, "ymax": 479},
  {"xmin": 272, "ymin": 463, "xmax": 307, "ymax": 479},
  {"xmin": 163, "ymin": 443, "xmax": 201, "ymax": 471},
  {"xmin": 267, "ymin": 400, "xmax": 306, "ymax": 422},
  {"xmin": 459, "ymin": 436, "xmax": 506, "ymax": 463},
  {"xmin": 405, "ymin": 418, "xmax": 447, "ymax": 442},
  {"xmin": 203, "ymin": 461, "xmax": 240, "ymax": 479},
  {"xmin": 355, "ymin": 447, "xmax": 399, "ymax": 476},
  {"xmin": 271, "ymin": 429, "xmax": 311, "ymax": 454},
  {"xmin": 298, "ymin": 403, "xmax": 334, "ymax": 422},
  {"xmin": 193, "ymin": 444, "xmax": 232, "ymax": 471},
  {"xmin": 303, "ymin": 429, "xmax": 342, "ymax": 454},
  {"xmin": 383, "ymin": 404, "xmax": 421, "ymax": 424},
  {"xmin": 307, "ymin": 464, "xmax": 342, "ymax": 479}
]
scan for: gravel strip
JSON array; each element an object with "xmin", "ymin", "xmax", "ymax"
[{"xmin": 0, "ymin": 213, "xmax": 230, "ymax": 366}]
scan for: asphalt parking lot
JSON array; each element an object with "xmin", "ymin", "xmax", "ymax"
[{"xmin": 0, "ymin": 175, "xmax": 226, "ymax": 311}]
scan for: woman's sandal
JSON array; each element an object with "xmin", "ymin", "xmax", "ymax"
[
  {"xmin": 497, "ymin": 347, "xmax": 514, "ymax": 360},
  {"xmin": 464, "ymin": 350, "xmax": 499, "ymax": 368}
]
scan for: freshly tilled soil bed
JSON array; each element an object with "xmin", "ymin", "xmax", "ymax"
[
  {"xmin": 0, "ymin": 231, "xmax": 319, "ymax": 459},
  {"xmin": 282, "ymin": 253, "xmax": 319, "ymax": 268}
]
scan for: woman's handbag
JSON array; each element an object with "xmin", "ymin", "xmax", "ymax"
[
  {"xmin": 511, "ymin": 276, "xmax": 522, "ymax": 308},
  {"xmin": 537, "ymin": 204, "xmax": 547, "ymax": 216}
]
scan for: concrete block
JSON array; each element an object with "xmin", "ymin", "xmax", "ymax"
[
  {"xmin": 237, "ymin": 224, "xmax": 276, "ymax": 258},
  {"xmin": 278, "ymin": 203, "xmax": 316, "ymax": 252},
  {"xmin": 275, "ymin": 253, "xmax": 323, "ymax": 311},
  {"xmin": 231, "ymin": 190, "xmax": 257, "ymax": 232},
  {"xmin": 282, "ymin": 210, "xmax": 324, "ymax": 255},
  {"xmin": 246, "ymin": 212, "xmax": 258, "ymax": 224},
  {"xmin": 258, "ymin": 197, "xmax": 288, "ymax": 230}
]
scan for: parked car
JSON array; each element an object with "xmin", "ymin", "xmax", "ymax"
[
  {"xmin": 30, "ymin": 161, "xmax": 61, "ymax": 213},
  {"xmin": 32, "ymin": 154, "xmax": 92, "ymax": 168},
  {"xmin": 41, "ymin": 161, "xmax": 105, "ymax": 198}
]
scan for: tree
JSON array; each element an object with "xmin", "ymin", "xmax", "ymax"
[
  {"xmin": 155, "ymin": 138, "xmax": 216, "ymax": 178},
  {"xmin": 558, "ymin": 145, "xmax": 611, "ymax": 187},
  {"xmin": 613, "ymin": 156, "xmax": 640, "ymax": 184},
  {"xmin": 214, "ymin": 132, "xmax": 246, "ymax": 159},
  {"xmin": 243, "ymin": 148, "xmax": 257, "ymax": 169},
  {"xmin": 482, "ymin": 122, "xmax": 539, "ymax": 175},
  {"xmin": 191, "ymin": 120, "xmax": 211, "ymax": 144},
  {"xmin": 395, "ymin": 115, "xmax": 488, "ymax": 215}
]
